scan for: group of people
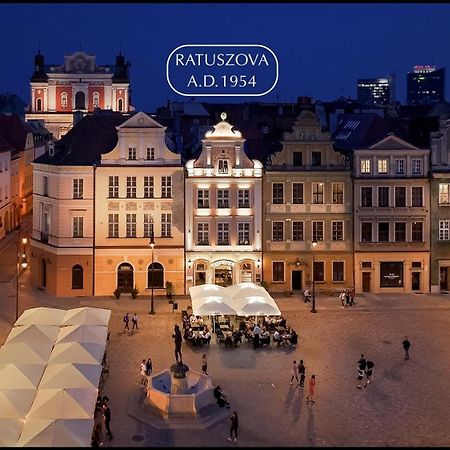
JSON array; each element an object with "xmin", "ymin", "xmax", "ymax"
[
  {"xmin": 339, "ymin": 289, "xmax": 356, "ymax": 308},
  {"xmin": 184, "ymin": 325, "xmax": 212, "ymax": 346},
  {"xmin": 139, "ymin": 358, "xmax": 153, "ymax": 387},
  {"xmin": 123, "ymin": 312, "xmax": 139, "ymax": 331},
  {"xmin": 92, "ymin": 395, "xmax": 112, "ymax": 446},
  {"xmin": 356, "ymin": 354, "xmax": 375, "ymax": 389}
]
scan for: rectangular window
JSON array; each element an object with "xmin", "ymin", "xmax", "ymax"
[
  {"xmin": 217, "ymin": 223, "xmax": 229, "ymax": 245},
  {"xmin": 73, "ymin": 179, "xmax": 83, "ymax": 199},
  {"xmin": 197, "ymin": 189, "xmax": 210, "ymax": 208},
  {"xmin": 378, "ymin": 187, "xmax": 389, "ymax": 207},
  {"xmin": 380, "ymin": 261, "xmax": 404, "ymax": 288},
  {"xmin": 439, "ymin": 184, "xmax": 450, "ymax": 204},
  {"xmin": 73, "ymin": 217, "xmax": 83, "ymax": 238},
  {"xmin": 272, "ymin": 261, "xmax": 284, "ymax": 282},
  {"xmin": 144, "ymin": 176, "xmax": 154, "ymax": 198},
  {"xmin": 128, "ymin": 147, "xmax": 137, "ymax": 160},
  {"xmin": 313, "ymin": 261, "xmax": 324, "ymax": 282},
  {"xmin": 108, "ymin": 176, "xmax": 119, "ymax": 198},
  {"xmin": 412, "ymin": 262, "xmax": 422, "ymax": 268},
  {"xmin": 162, "ymin": 176, "xmax": 172, "ymax": 198},
  {"xmin": 292, "ymin": 183, "xmax": 304, "ymax": 204},
  {"xmin": 143, "ymin": 214, "xmax": 154, "ymax": 238},
  {"xmin": 161, "ymin": 213, "xmax": 172, "ymax": 237},
  {"xmin": 293, "ymin": 152, "xmax": 303, "ymax": 166},
  {"xmin": 361, "ymin": 187, "xmax": 372, "ymax": 207},
  {"xmin": 292, "ymin": 221, "xmax": 304, "ymax": 241},
  {"xmin": 332, "ymin": 221, "xmax": 344, "ymax": 241},
  {"xmin": 439, "ymin": 220, "xmax": 450, "ymax": 240},
  {"xmin": 332, "ymin": 182, "xmax": 344, "ymax": 204},
  {"xmin": 238, "ymin": 222, "xmax": 251, "ymax": 245},
  {"xmin": 126, "ymin": 214, "xmax": 136, "ymax": 237},
  {"xmin": 272, "ymin": 221, "xmax": 284, "ymax": 241},
  {"xmin": 43, "ymin": 176, "xmax": 48, "ymax": 196},
  {"xmin": 311, "ymin": 151, "xmax": 321, "ymax": 166},
  {"xmin": 412, "ymin": 159, "xmax": 423, "ymax": 175},
  {"xmin": 272, "ymin": 183, "xmax": 284, "ymax": 204},
  {"xmin": 126, "ymin": 177, "xmax": 136, "ymax": 198},
  {"xmin": 377, "ymin": 158, "xmax": 388, "ymax": 174},
  {"xmin": 332, "ymin": 261, "xmax": 344, "ymax": 282},
  {"xmin": 217, "ymin": 189, "xmax": 229, "ymax": 208},
  {"xmin": 218, "ymin": 159, "xmax": 229, "ymax": 174},
  {"xmin": 395, "ymin": 222, "xmax": 406, "ymax": 242},
  {"xmin": 146, "ymin": 147, "xmax": 155, "ymax": 160},
  {"xmin": 395, "ymin": 159, "xmax": 405, "ymax": 174},
  {"xmin": 360, "ymin": 159, "xmax": 371, "ymax": 174},
  {"xmin": 411, "ymin": 187, "xmax": 423, "ymax": 207},
  {"xmin": 238, "ymin": 189, "xmax": 250, "ymax": 208},
  {"xmin": 395, "ymin": 187, "xmax": 406, "ymax": 207},
  {"xmin": 411, "ymin": 221, "xmax": 423, "ymax": 242},
  {"xmin": 361, "ymin": 222, "xmax": 372, "ymax": 242},
  {"xmin": 312, "ymin": 221, "xmax": 324, "ymax": 241},
  {"xmin": 312, "ymin": 182, "xmax": 324, "ymax": 204},
  {"xmin": 378, "ymin": 222, "xmax": 389, "ymax": 242},
  {"xmin": 108, "ymin": 214, "xmax": 119, "ymax": 238},
  {"xmin": 197, "ymin": 223, "xmax": 209, "ymax": 245}
]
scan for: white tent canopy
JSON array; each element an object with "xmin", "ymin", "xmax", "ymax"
[
  {"xmin": 6, "ymin": 325, "xmax": 60, "ymax": 347},
  {"xmin": 17, "ymin": 418, "xmax": 94, "ymax": 447},
  {"xmin": 0, "ymin": 364, "xmax": 45, "ymax": 390},
  {"xmin": 192, "ymin": 296, "xmax": 237, "ymax": 316},
  {"xmin": 55, "ymin": 325, "xmax": 108, "ymax": 346},
  {"xmin": 48, "ymin": 342, "xmax": 105, "ymax": 365},
  {"xmin": 189, "ymin": 284, "xmax": 230, "ymax": 300},
  {"xmin": 14, "ymin": 308, "xmax": 67, "ymax": 327},
  {"xmin": 27, "ymin": 388, "xmax": 98, "ymax": 420},
  {"xmin": 39, "ymin": 364, "xmax": 102, "ymax": 390},
  {"xmin": 231, "ymin": 295, "xmax": 281, "ymax": 317},
  {"xmin": 61, "ymin": 307, "xmax": 111, "ymax": 327},
  {"xmin": 0, "ymin": 342, "xmax": 53, "ymax": 365},
  {"xmin": 0, "ymin": 418, "xmax": 25, "ymax": 447},
  {"xmin": 0, "ymin": 389, "xmax": 37, "ymax": 419},
  {"xmin": 226, "ymin": 282, "xmax": 272, "ymax": 300}
]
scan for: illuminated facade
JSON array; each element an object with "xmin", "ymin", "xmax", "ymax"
[
  {"xmin": 357, "ymin": 76, "xmax": 394, "ymax": 106},
  {"xmin": 407, "ymin": 65, "xmax": 445, "ymax": 105},
  {"xmin": 185, "ymin": 113, "xmax": 263, "ymax": 288},
  {"xmin": 264, "ymin": 111, "xmax": 353, "ymax": 293},
  {"xmin": 353, "ymin": 134, "xmax": 430, "ymax": 293}
]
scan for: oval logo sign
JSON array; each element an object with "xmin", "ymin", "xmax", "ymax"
[{"xmin": 166, "ymin": 44, "xmax": 279, "ymax": 97}]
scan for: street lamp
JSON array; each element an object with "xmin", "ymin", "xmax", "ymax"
[
  {"xmin": 16, "ymin": 235, "xmax": 28, "ymax": 321},
  {"xmin": 311, "ymin": 240, "xmax": 318, "ymax": 313},
  {"xmin": 149, "ymin": 231, "xmax": 155, "ymax": 315}
]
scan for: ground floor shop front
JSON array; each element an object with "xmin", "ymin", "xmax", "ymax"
[{"xmin": 354, "ymin": 252, "xmax": 430, "ymax": 294}]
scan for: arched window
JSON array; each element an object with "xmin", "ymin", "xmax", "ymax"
[
  {"xmin": 148, "ymin": 262, "xmax": 164, "ymax": 288},
  {"xmin": 117, "ymin": 98, "xmax": 123, "ymax": 112},
  {"xmin": 72, "ymin": 264, "xmax": 83, "ymax": 289},
  {"xmin": 93, "ymin": 92, "xmax": 99, "ymax": 108},
  {"xmin": 61, "ymin": 92, "xmax": 68, "ymax": 109},
  {"xmin": 36, "ymin": 98, "xmax": 42, "ymax": 111},
  {"xmin": 75, "ymin": 91, "xmax": 86, "ymax": 110}
]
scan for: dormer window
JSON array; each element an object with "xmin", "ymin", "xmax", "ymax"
[
  {"xmin": 128, "ymin": 147, "xmax": 137, "ymax": 160},
  {"xmin": 218, "ymin": 159, "xmax": 229, "ymax": 174},
  {"xmin": 146, "ymin": 147, "xmax": 155, "ymax": 160}
]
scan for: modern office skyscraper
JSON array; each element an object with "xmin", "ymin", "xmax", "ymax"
[
  {"xmin": 407, "ymin": 66, "xmax": 445, "ymax": 105},
  {"xmin": 357, "ymin": 76, "xmax": 394, "ymax": 105}
]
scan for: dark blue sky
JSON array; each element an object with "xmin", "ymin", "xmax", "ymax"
[{"xmin": 2, "ymin": 3, "xmax": 450, "ymax": 111}]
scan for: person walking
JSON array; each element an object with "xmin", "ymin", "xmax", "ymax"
[
  {"xmin": 252, "ymin": 323, "xmax": 261, "ymax": 349},
  {"xmin": 91, "ymin": 422, "xmax": 103, "ymax": 447},
  {"xmin": 123, "ymin": 312, "xmax": 130, "ymax": 331},
  {"xmin": 364, "ymin": 360, "xmax": 374, "ymax": 388},
  {"xmin": 339, "ymin": 290, "xmax": 346, "ymax": 308},
  {"xmin": 290, "ymin": 360, "xmax": 299, "ymax": 385},
  {"xmin": 102, "ymin": 401, "xmax": 113, "ymax": 440},
  {"xmin": 228, "ymin": 411, "xmax": 239, "ymax": 442},
  {"xmin": 303, "ymin": 287, "xmax": 311, "ymax": 303},
  {"xmin": 140, "ymin": 359, "xmax": 147, "ymax": 386},
  {"xmin": 402, "ymin": 336, "xmax": 411, "ymax": 360},
  {"xmin": 172, "ymin": 324, "xmax": 183, "ymax": 362},
  {"xmin": 357, "ymin": 359, "xmax": 366, "ymax": 389},
  {"xmin": 298, "ymin": 360, "xmax": 306, "ymax": 388},
  {"xmin": 201, "ymin": 354, "xmax": 208, "ymax": 375},
  {"xmin": 306, "ymin": 374, "xmax": 316, "ymax": 404},
  {"xmin": 145, "ymin": 358, "xmax": 153, "ymax": 377},
  {"xmin": 131, "ymin": 313, "xmax": 139, "ymax": 331},
  {"xmin": 345, "ymin": 289, "xmax": 351, "ymax": 307},
  {"xmin": 349, "ymin": 288, "xmax": 356, "ymax": 306},
  {"xmin": 358, "ymin": 354, "xmax": 366, "ymax": 366}
]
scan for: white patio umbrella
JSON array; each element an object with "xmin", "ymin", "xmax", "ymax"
[
  {"xmin": 17, "ymin": 418, "xmax": 94, "ymax": 447},
  {"xmin": 0, "ymin": 418, "xmax": 25, "ymax": 447},
  {"xmin": 39, "ymin": 364, "xmax": 102, "ymax": 390},
  {"xmin": 5, "ymin": 325, "xmax": 60, "ymax": 346},
  {"xmin": 62, "ymin": 307, "xmax": 111, "ymax": 327},
  {"xmin": 189, "ymin": 284, "xmax": 229, "ymax": 300},
  {"xmin": 0, "ymin": 364, "xmax": 45, "ymax": 390},
  {"xmin": 231, "ymin": 296, "xmax": 281, "ymax": 317},
  {"xmin": 14, "ymin": 307, "xmax": 66, "ymax": 327},
  {"xmin": 226, "ymin": 282, "xmax": 272, "ymax": 300},
  {"xmin": 48, "ymin": 342, "xmax": 105, "ymax": 365},
  {"xmin": 26, "ymin": 388, "xmax": 98, "ymax": 420},
  {"xmin": 192, "ymin": 296, "xmax": 237, "ymax": 316},
  {"xmin": 0, "ymin": 389, "xmax": 37, "ymax": 419},
  {"xmin": 0, "ymin": 342, "xmax": 52, "ymax": 365},
  {"xmin": 55, "ymin": 325, "xmax": 108, "ymax": 346}
]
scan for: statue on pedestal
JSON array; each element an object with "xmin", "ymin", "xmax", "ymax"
[{"xmin": 170, "ymin": 361, "xmax": 190, "ymax": 395}]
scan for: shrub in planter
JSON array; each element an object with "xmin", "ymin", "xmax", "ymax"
[
  {"xmin": 113, "ymin": 288, "xmax": 121, "ymax": 299},
  {"xmin": 131, "ymin": 286, "xmax": 139, "ymax": 299}
]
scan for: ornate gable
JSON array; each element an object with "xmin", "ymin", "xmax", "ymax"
[
  {"xmin": 116, "ymin": 111, "xmax": 165, "ymax": 130},
  {"xmin": 369, "ymin": 134, "xmax": 419, "ymax": 151}
]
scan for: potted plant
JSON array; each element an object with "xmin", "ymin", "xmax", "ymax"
[
  {"xmin": 165, "ymin": 281, "xmax": 174, "ymax": 303},
  {"xmin": 113, "ymin": 288, "xmax": 121, "ymax": 299},
  {"xmin": 131, "ymin": 286, "xmax": 139, "ymax": 299}
]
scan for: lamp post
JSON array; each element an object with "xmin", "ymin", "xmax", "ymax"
[
  {"xmin": 149, "ymin": 231, "xmax": 155, "ymax": 315},
  {"xmin": 311, "ymin": 240, "xmax": 318, "ymax": 313},
  {"xmin": 16, "ymin": 235, "xmax": 28, "ymax": 321}
]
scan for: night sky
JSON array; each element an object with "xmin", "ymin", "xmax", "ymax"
[{"xmin": 2, "ymin": 3, "xmax": 450, "ymax": 111}]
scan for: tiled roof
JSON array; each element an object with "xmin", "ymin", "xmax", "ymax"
[{"xmin": 0, "ymin": 114, "xmax": 30, "ymax": 151}]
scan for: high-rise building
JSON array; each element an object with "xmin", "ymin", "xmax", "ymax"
[
  {"xmin": 407, "ymin": 66, "xmax": 445, "ymax": 105},
  {"xmin": 357, "ymin": 76, "xmax": 394, "ymax": 105}
]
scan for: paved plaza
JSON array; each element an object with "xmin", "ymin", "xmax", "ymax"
[{"xmin": 1, "ymin": 230, "xmax": 450, "ymax": 446}]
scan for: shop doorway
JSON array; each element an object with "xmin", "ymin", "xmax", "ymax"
[
  {"xmin": 40, "ymin": 258, "xmax": 47, "ymax": 289},
  {"xmin": 117, "ymin": 263, "xmax": 134, "ymax": 293},
  {"xmin": 292, "ymin": 271, "xmax": 302, "ymax": 291},
  {"xmin": 195, "ymin": 262, "xmax": 206, "ymax": 286},
  {"xmin": 362, "ymin": 272, "xmax": 371, "ymax": 292},
  {"xmin": 411, "ymin": 272, "xmax": 421, "ymax": 291},
  {"xmin": 215, "ymin": 266, "xmax": 233, "ymax": 287},
  {"xmin": 440, "ymin": 267, "xmax": 449, "ymax": 291}
]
